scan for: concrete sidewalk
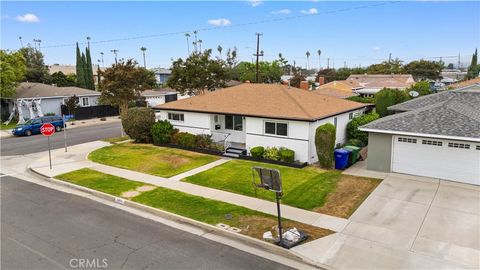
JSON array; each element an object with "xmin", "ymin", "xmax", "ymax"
[{"xmin": 29, "ymin": 141, "xmax": 349, "ymax": 233}]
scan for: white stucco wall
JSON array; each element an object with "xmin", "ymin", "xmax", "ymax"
[
  {"xmin": 158, "ymin": 110, "xmax": 211, "ymax": 135},
  {"xmin": 245, "ymin": 117, "xmax": 310, "ymax": 163},
  {"xmin": 145, "ymin": 96, "xmax": 165, "ymax": 107}
]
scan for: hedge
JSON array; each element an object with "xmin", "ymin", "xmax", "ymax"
[
  {"xmin": 346, "ymin": 112, "xmax": 380, "ymax": 146},
  {"xmin": 121, "ymin": 107, "xmax": 155, "ymax": 143},
  {"xmin": 315, "ymin": 123, "xmax": 336, "ymax": 169},
  {"xmin": 375, "ymin": 88, "xmax": 409, "ymax": 117},
  {"xmin": 151, "ymin": 120, "xmax": 176, "ymax": 145},
  {"xmin": 279, "ymin": 148, "xmax": 295, "ymax": 163},
  {"xmin": 250, "ymin": 146, "xmax": 265, "ymax": 158}
]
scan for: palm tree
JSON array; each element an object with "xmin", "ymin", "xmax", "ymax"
[
  {"xmin": 185, "ymin": 33, "xmax": 191, "ymax": 55},
  {"xmin": 217, "ymin": 45, "xmax": 223, "ymax": 59},
  {"xmin": 306, "ymin": 51, "xmax": 311, "ymax": 70},
  {"xmin": 198, "ymin": 40, "xmax": 203, "ymax": 52},
  {"xmin": 86, "ymin": 36, "xmax": 91, "ymax": 49},
  {"xmin": 140, "ymin": 47, "xmax": 147, "ymax": 68},
  {"xmin": 317, "ymin": 49, "xmax": 322, "ymax": 70},
  {"xmin": 193, "ymin": 30, "xmax": 198, "ymax": 52}
]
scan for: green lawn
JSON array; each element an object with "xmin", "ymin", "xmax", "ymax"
[
  {"xmin": 88, "ymin": 143, "xmax": 220, "ymax": 178},
  {"xmin": 184, "ymin": 159, "xmax": 381, "ymax": 217},
  {"xmin": 101, "ymin": 135, "xmax": 130, "ymax": 144},
  {"xmin": 56, "ymin": 169, "xmax": 333, "ymax": 241},
  {"xmin": 56, "ymin": 168, "xmax": 145, "ymax": 196},
  {"xmin": 0, "ymin": 122, "xmax": 17, "ymax": 130}
]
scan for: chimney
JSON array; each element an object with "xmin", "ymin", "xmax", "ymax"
[
  {"xmin": 300, "ymin": 81, "xmax": 309, "ymax": 90},
  {"xmin": 317, "ymin": 76, "xmax": 325, "ymax": 86}
]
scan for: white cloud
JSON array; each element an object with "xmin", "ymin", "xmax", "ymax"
[
  {"xmin": 207, "ymin": 18, "xmax": 232, "ymax": 26},
  {"xmin": 271, "ymin": 9, "xmax": 291, "ymax": 15},
  {"xmin": 248, "ymin": 0, "xmax": 263, "ymax": 7},
  {"xmin": 372, "ymin": 46, "xmax": 381, "ymax": 51},
  {"xmin": 16, "ymin": 13, "xmax": 40, "ymax": 23},
  {"xmin": 301, "ymin": 8, "xmax": 318, "ymax": 15}
]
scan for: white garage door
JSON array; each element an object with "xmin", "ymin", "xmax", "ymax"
[{"xmin": 392, "ymin": 136, "xmax": 480, "ymax": 185}]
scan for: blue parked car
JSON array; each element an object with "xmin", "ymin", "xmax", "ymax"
[{"xmin": 12, "ymin": 116, "xmax": 64, "ymax": 136}]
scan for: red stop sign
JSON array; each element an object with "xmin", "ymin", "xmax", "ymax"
[{"xmin": 40, "ymin": 123, "xmax": 55, "ymax": 136}]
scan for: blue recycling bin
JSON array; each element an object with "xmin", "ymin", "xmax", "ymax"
[{"xmin": 334, "ymin": 149, "xmax": 350, "ymax": 170}]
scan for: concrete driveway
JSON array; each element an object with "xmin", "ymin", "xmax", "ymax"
[{"xmin": 292, "ymin": 173, "xmax": 480, "ymax": 269}]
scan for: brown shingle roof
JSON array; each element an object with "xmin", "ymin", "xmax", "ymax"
[
  {"xmin": 155, "ymin": 83, "xmax": 368, "ymax": 121},
  {"xmin": 141, "ymin": 88, "xmax": 177, "ymax": 97},
  {"xmin": 449, "ymin": 77, "xmax": 480, "ymax": 89},
  {"xmin": 15, "ymin": 82, "xmax": 100, "ymax": 99},
  {"xmin": 313, "ymin": 87, "xmax": 357, "ymax": 99},
  {"xmin": 346, "ymin": 74, "xmax": 415, "ymax": 89}
]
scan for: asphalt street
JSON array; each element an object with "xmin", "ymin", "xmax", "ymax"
[
  {"xmin": 1, "ymin": 176, "xmax": 293, "ymax": 270},
  {"xmin": 1, "ymin": 122, "xmax": 123, "ymax": 156}
]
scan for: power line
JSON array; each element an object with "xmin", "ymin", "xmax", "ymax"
[{"xmin": 37, "ymin": 1, "xmax": 400, "ymax": 49}]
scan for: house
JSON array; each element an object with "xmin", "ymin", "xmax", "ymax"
[
  {"xmin": 154, "ymin": 83, "xmax": 371, "ymax": 164},
  {"xmin": 48, "ymin": 64, "xmax": 104, "ymax": 84},
  {"xmin": 2, "ymin": 82, "xmax": 100, "ymax": 123},
  {"xmin": 151, "ymin": 67, "xmax": 171, "ymax": 84},
  {"xmin": 141, "ymin": 89, "xmax": 178, "ymax": 107},
  {"xmin": 360, "ymin": 84, "xmax": 480, "ymax": 185},
  {"xmin": 449, "ymin": 77, "xmax": 480, "ymax": 89},
  {"xmin": 346, "ymin": 74, "xmax": 415, "ymax": 97},
  {"xmin": 313, "ymin": 80, "xmax": 363, "ymax": 98}
]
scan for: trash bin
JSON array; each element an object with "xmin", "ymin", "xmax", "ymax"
[
  {"xmin": 344, "ymin": 145, "xmax": 361, "ymax": 165},
  {"xmin": 343, "ymin": 148, "xmax": 353, "ymax": 167},
  {"xmin": 334, "ymin": 149, "xmax": 350, "ymax": 170}
]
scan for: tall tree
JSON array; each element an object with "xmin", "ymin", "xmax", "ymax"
[
  {"xmin": 51, "ymin": 71, "xmax": 77, "ymax": 87},
  {"xmin": 403, "ymin": 60, "xmax": 443, "ymax": 81},
  {"xmin": 315, "ymin": 68, "xmax": 337, "ymax": 83},
  {"xmin": 233, "ymin": 61, "xmax": 283, "ymax": 83},
  {"xmin": 467, "ymin": 48, "xmax": 479, "ymax": 79},
  {"xmin": 99, "ymin": 59, "xmax": 156, "ymax": 114},
  {"xmin": 366, "ymin": 58, "xmax": 403, "ymax": 74},
  {"xmin": 0, "ymin": 50, "xmax": 26, "ymax": 97},
  {"xmin": 85, "ymin": 47, "xmax": 95, "ymax": 89},
  {"xmin": 18, "ymin": 46, "xmax": 50, "ymax": 83},
  {"xmin": 140, "ymin": 47, "xmax": 147, "ymax": 68},
  {"xmin": 289, "ymin": 70, "xmax": 306, "ymax": 88},
  {"xmin": 167, "ymin": 50, "xmax": 229, "ymax": 96},
  {"xmin": 217, "ymin": 45, "xmax": 223, "ymax": 60},
  {"xmin": 76, "ymin": 43, "xmax": 87, "ymax": 88}
]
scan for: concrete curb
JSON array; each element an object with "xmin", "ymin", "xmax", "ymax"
[{"xmin": 28, "ymin": 167, "xmax": 329, "ymax": 270}]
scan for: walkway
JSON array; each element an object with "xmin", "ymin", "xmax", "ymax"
[{"xmin": 29, "ymin": 141, "xmax": 348, "ymax": 232}]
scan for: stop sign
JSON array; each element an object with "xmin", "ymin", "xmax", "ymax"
[{"xmin": 40, "ymin": 123, "xmax": 55, "ymax": 136}]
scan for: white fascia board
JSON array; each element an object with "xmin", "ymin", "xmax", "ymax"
[{"xmin": 359, "ymin": 127, "xmax": 480, "ymax": 143}]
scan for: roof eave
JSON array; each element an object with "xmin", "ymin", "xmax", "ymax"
[{"xmin": 359, "ymin": 127, "xmax": 480, "ymax": 143}]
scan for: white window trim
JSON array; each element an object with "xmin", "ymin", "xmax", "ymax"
[
  {"xmin": 225, "ymin": 115, "xmax": 243, "ymax": 131},
  {"xmin": 82, "ymin": 97, "xmax": 89, "ymax": 106},
  {"xmin": 167, "ymin": 112, "xmax": 184, "ymax": 122},
  {"xmin": 263, "ymin": 120, "xmax": 289, "ymax": 137}
]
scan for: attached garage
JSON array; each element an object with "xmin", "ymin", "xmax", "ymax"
[{"xmin": 392, "ymin": 136, "xmax": 480, "ymax": 185}]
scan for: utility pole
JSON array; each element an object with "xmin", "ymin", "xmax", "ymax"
[
  {"xmin": 18, "ymin": 36, "xmax": 23, "ymax": 48},
  {"xmin": 317, "ymin": 49, "xmax": 321, "ymax": 70},
  {"xmin": 140, "ymin": 47, "xmax": 147, "ymax": 68},
  {"xmin": 253, "ymin": 33, "xmax": 263, "ymax": 83},
  {"xmin": 33, "ymin": 39, "xmax": 41, "ymax": 51},
  {"xmin": 388, "ymin": 53, "xmax": 392, "ymax": 63},
  {"xmin": 111, "ymin": 49, "xmax": 119, "ymax": 64},
  {"xmin": 458, "ymin": 53, "xmax": 461, "ymax": 69},
  {"xmin": 100, "ymin": 52, "xmax": 105, "ymax": 67},
  {"xmin": 327, "ymin": 58, "xmax": 330, "ymax": 69},
  {"xmin": 344, "ymin": 61, "xmax": 347, "ymax": 68}
]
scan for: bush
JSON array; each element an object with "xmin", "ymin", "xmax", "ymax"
[
  {"xmin": 263, "ymin": 147, "xmax": 280, "ymax": 161},
  {"xmin": 195, "ymin": 134, "xmax": 213, "ymax": 148},
  {"xmin": 121, "ymin": 107, "xmax": 155, "ymax": 143},
  {"xmin": 346, "ymin": 96, "xmax": 375, "ymax": 104},
  {"xmin": 174, "ymin": 132, "xmax": 196, "ymax": 148},
  {"xmin": 250, "ymin": 146, "xmax": 265, "ymax": 158},
  {"xmin": 151, "ymin": 120, "xmax": 175, "ymax": 145},
  {"xmin": 375, "ymin": 88, "xmax": 410, "ymax": 117},
  {"xmin": 346, "ymin": 112, "xmax": 380, "ymax": 146},
  {"xmin": 315, "ymin": 123, "xmax": 336, "ymax": 169},
  {"xmin": 279, "ymin": 148, "xmax": 295, "ymax": 163},
  {"xmin": 346, "ymin": 139, "xmax": 365, "ymax": 148},
  {"xmin": 44, "ymin": 112, "xmax": 56, "ymax": 116}
]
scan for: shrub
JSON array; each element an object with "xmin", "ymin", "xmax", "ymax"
[
  {"xmin": 279, "ymin": 148, "xmax": 295, "ymax": 163},
  {"xmin": 346, "ymin": 138, "xmax": 365, "ymax": 148},
  {"xmin": 315, "ymin": 123, "xmax": 336, "ymax": 169},
  {"xmin": 375, "ymin": 88, "xmax": 409, "ymax": 117},
  {"xmin": 121, "ymin": 107, "xmax": 155, "ymax": 143},
  {"xmin": 346, "ymin": 112, "xmax": 379, "ymax": 146},
  {"xmin": 151, "ymin": 120, "xmax": 175, "ymax": 145},
  {"xmin": 195, "ymin": 134, "xmax": 213, "ymax": 148},
  {"xmin": 263, "ymin": 147, "xmax": 280, "ymax": 161},
  {"xmin": 346, "ymin": 96, "xmax": 375, "ymax": 104},
  {"xmin": 250, "ymin": 146, "xmax": 265, "ymax": 158},
  {"xmin": 44, "ymin": 112, "xmax": 56, "ymax": 116},
  {"xmin": 175, "ymin": 132, "xmax": 196, "ymax": 148}
]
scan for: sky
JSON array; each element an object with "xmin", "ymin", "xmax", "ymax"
[{"xmin": 1, "ymin": 1, "xmax": 479, "ymax": 69}]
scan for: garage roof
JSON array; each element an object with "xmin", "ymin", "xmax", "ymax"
[
  {"xmin": 15, "ymin": 82, "xmax": 100, "ymax": 99},
  {"xmin": 361, "ymin": 84, "xmax": 480, "ymax": 140}
]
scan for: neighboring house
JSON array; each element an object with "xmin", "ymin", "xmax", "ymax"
[
  {"xmin": 140, "ymin": 89, "xmax": 178, "ymax": 107},
  {"xmin": 441, "ymin": 69, "xmax": 467, "ymax": 81},
  {"xmin": 313, "ymin": 80, "xmax": 363, "ymax": 98},
  {"xmin": 2, "ymin": 82, "xmax": 100, "ymax": 123},
  {"xmin": 449, "ymin": 77, "xmax": 480, "ymax": 89},
  {"xmin": 48, "ymin": 64, "xmax": 103, "ymax": 84},
  {"xmin": 360, "ymin": 84, "xmax": 480, "ymax": 185},
  {"xmin": 151, "ymin": 67, "xmax": 171, "ymax": 84},
  {"xmin": 346, "ymin": 74, "xmax": 415, "ymax": 97},
  {"xmin": 155, "ymin": 83, "xmax": 370, "ymax": 164}
]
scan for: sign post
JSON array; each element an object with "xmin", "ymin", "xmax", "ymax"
[
  {"xmin": 40, "ymin": 123, "xmax": 55, "ymax": 169},
  {"xmin": 62, "ymin": 115, "xmax": 68, "ymax": 152}
]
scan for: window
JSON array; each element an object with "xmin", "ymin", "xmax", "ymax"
[
  {"xmin": 225, "ymin": 115, "xmax": 243, "ymax": 131},
  {"xmin": 81, "ymin": 97, "xmax": 89, "ymax": 106},
  {"xmin": 398, "ymin": 137, "xmax": 417, "ymax": 144},
  {"xmin": 448, "ymin": 142, "xmax": 470, "ymax": 149},
  {"xmin": 476, "ymin": 145, "xmax": 480, "ymax": 150},
  {"xmin": 422, "ymin": 140, "xmax": 443, "ymax": 146},
  {"xmin": 214, "ymin": 115, "xmax": 219, "ymax": 123},
  {"xmin": 168, "ymin": 112, "xmax": 184, "ymax": 122},
  {"xmin": 265, "ymin": 121, "xmax": 288, "ymax": 136},
  {"xmin": 349, "ymin": 113, "xmax": 353, "ymax": 120}
]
